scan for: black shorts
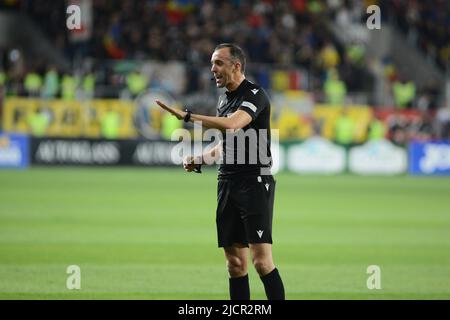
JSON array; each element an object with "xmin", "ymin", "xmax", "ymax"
[{"xmin": 216, "ymin": 174, "xmax": 276, "ymax": 248}]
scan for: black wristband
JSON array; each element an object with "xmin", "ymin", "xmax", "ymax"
[{"xmin": 183, "ymin": 109, "xmax": 192, "ymax": 123}]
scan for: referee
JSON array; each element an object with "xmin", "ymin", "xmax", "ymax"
[{"xmin": 156, "ymin": 43, "xmax": 285, "ymax": 300}]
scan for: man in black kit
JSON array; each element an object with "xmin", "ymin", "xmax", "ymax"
[{"xmin": 156, "ymin": 43, "xmax": 285, "ymax": 300}]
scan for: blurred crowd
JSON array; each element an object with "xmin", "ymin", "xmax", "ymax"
[
  {"xmin": 383, "ymin": 0, "xmax": 450, "ymax": 71},
  {"xmin": 1, "ymin": 0, "xmax": 375, "ymax": 98},
  {"xmin": 0, "ymin": 0, "xmax": 449, "ymax": 142},
  {"xmin": 20, "ymin": 0, "xmax": 356, "ymax": 66},
  {"xmin": 4, "ymin": 0, "xmax": 447, "ymax": 69},
  {"xmin": 0, "ymin": 0, "xmax": 447, "ymax": 88}
]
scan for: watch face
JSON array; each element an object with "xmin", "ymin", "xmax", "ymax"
[{"xmin": 184, "ymin": 110, "xmax": 191, "ymax": 122}]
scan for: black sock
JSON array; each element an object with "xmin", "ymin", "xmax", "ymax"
[
  {"xmin": 260, "ymin": 268, "xmax": 285, "ymax": 300},
  {"xmin": 229, "ymin": 274, "xmax": 250, "ymax": 300}
]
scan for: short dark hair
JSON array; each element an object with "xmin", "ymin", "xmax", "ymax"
[{"xmin": 215, "ymin": 43, "xmax": 246, "ymax": 74}]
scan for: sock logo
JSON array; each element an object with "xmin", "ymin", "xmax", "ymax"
[{"xmin": 257, "ymin": 230, "xmax": 264, "ymax": 238}]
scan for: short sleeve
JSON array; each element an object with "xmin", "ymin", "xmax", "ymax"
[{"xmin": 238, "ymin": 89, "xmax": 268, "ymax": 121}]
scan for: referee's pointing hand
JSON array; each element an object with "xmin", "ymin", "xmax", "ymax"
[{"xmin": 156, "ymin": 100, "xmax": 185, "ymax": 120}]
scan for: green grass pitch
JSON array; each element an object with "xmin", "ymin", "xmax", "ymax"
[{"xmin": 1, "ymin": 167, "xmax": 450, "ymax": 299}]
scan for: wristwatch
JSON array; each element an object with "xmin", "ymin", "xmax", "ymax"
[{"xmin": 183, "ymin": 108, "xmax": 192, "ymax": 122}]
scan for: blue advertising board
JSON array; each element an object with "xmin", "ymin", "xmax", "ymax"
[
  {"xmin": 409, "ymin": 141, "xmax": 450, "ymax": 175},
  {"xmin": 0, "ymin": 133, "xmax": 29, "ymax": 169}
]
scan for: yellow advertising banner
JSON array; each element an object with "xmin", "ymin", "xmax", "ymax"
[
  {"xmin": 3, "ymin": 98, "xmax": 373, "ymax": 142},
  {"xmin": 273, "ymin": 104, "xmax": 373, "ymax": 142},
  {"xmin": 313, "ymin": 105, "xmax": 373, "ymax": 142},
  {"xmin": 3, "ymin": 98, "xmax": 138, "ymax": 138}
]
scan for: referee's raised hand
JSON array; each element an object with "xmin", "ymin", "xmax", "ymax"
[{"xmin": 155, "ymin": 100, "xmax": 185, "ymax": 120}]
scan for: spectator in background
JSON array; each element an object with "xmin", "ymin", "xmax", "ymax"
[
  {"xmin": 334, "ymin": 108, "xmax": 355, "ymax": 146},
  {"xmin": 42, "ymin": 66, "xmax": 59, "ymax": 99},
  {"xmin": 318, "ymin": 41, "xmax": 340, "ymax": 70},
  {"xmin": 368, "ymin": 117, "xmax": 387, "ymax": 141},
  {"xmin": 82, "ymin": 72, "xmax": 96, "ymax": 100},
  {"xmin": 61, "ymin": 74, "xmax": 78, "ymax": 100},
  {"xmin": 392, "ymin": 77, "xmax": 416, "ymax": 109},
  {"xmin": 324, "ymin": 68, "xmax": 347, "ymax": 105},
  {"xmin": 24, "ymin": 70, "xmax": 42, "ymax": 97},
  {"xmin": 346, "ymin": 41, "xmax": 366, "ymax": 67},
  {"xmin": 126, "ymin": 69, "xmax": 148, "ymax": 99}
]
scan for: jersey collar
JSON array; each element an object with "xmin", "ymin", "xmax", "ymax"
[{"xmin": 225, "ymin": 79, "xmax": 248, "ymax": 99}]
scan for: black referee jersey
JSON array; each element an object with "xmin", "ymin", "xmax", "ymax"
[{"xmin": 216, "ymin": 79, "xmax": 272, "ymax": 178}]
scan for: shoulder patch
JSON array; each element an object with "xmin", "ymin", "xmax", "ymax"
[
  {"xmin": 241, "ymin": 101, "xmax": 257, "ymax": 112},
  {"xmin": 251, "ymin": 89, "xmax": 259, "ymax": 95}
]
